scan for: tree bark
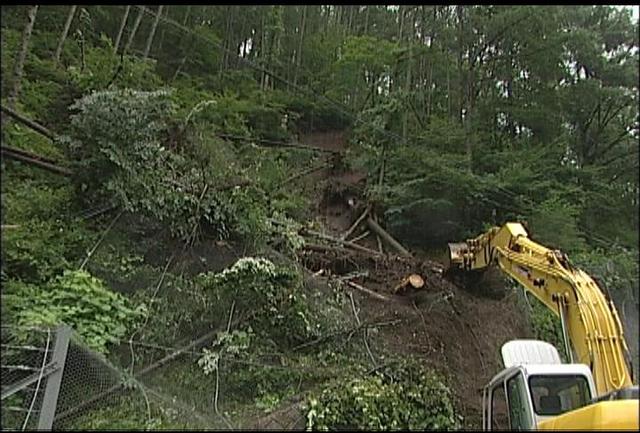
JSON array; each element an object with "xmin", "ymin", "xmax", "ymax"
[
  {"xmin": 7, "ymin": 6, "xmax": 38, "ymax": 112},
  {"xmin": 156, "ymin": 6, "xmax": 169, "ymax": 52},
  {"xmin": 366, "ymin": 217, "xmax": 412, "ymax": 258},
  {"xmin": 1, "ymin": 146, "xmax": 72, "ymax": 177},
  {"xmin": 113, "ymin": 5, "xmax": 130, "ymax": 54},
  {"xmin": 1, "ymin": 104, "xmax": 54, "ymax": 140},
  {"xmin": 364, "ymin": 7, "xmax": 370, "ymax": 34},
  {"xmin": 293, "ymin": 6, "xmax": 307, "ymax": 87},
  {"xmin": 124, "ymin": 6, "xmax": 144, "ymax": 55},
  {"xmin": 143, "ymin": 5, "xmax": 163, "ymax": 59},
  {"xmin": 456, "ymin": 5, "xmax": 465, "ymax": 125},
  {"xmin": 182, "ymin": 5, "xmax": 191, "ymax": 26},
  {"xmin": 54, "ymin": 5, "xmax": 77, "ymax": 63}
]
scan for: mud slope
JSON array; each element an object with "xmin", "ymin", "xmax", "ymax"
[{"xmin": 290, "ymin": 130, "xmax": 533, "ymax": 429}]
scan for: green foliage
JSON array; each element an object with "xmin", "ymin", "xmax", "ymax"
[
  {"xmin": 1, "ymin": 175, "xmax": 96, "ymax": 282},
  {"xmin": 527, "ymin": 295, "xmax": 566, "ymax": 362},
  {"xmin": 66, "ymin": 393, "xmax": 194, "ymax": 430},
  {"xmin": 3, "ymin": 270, "xmax": 146, "ymax": 353},
  {"xmin": 1, "ymin": 218, "xmax": 94, "ymax": 283},
  {"xmin": 573, "ymin": 246, "xmax": 639, "ymax": 303},
  {"xmin": 64, "ymin": 88, "xmax": 270, "ymax": 244},
  {"xmin": 528, "ymin": 194, "xmax": 587, "ymax": 253},
  {"xmin": 305, "ymin": 358, "xmax": 460, "ymax": 431},
  {"xmin": 123, "ymin": 267, "xmax": 218, "ymax": 345},
  {"xmin": 198, "ymin": 257, "xmax": 320, "ymax": 346},
  {"xmin": 198, "ymin": 328, "xmax": 254, "ymax": 375},
  {"xmin": 267, "ymin": 212, "xmax": 306, "ymax": 254},
  {"xmin": 67, "ymin": 43, "xmax": 162, "ymax": 93}
]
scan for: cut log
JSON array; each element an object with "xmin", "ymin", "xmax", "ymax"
[{"xmin": 392, "ymin": 274, "xmax": 425, "ymax": 294}]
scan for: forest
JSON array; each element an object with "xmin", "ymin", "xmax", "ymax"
[{"xmin": 1, "ymin": 5, "xmax": 638, "ymax": 430}]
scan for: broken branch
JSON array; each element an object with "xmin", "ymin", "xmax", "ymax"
[
  {"xmin": 302, "ymin": 228, "xmax": 384, "ymax": 257},
  {"xmin": 346, "ymin": 280, "xmax": 392, "ymax": 302},
  {"xmin": 341, "ymin": 206, "xmax": 370, "ymax": 241}
]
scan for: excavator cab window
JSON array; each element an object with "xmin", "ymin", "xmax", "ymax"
[
  {"xmin": 506, "ymin": 373, "xmax": 534, "ymax": 430},
  {"xmin": 490, "ymin": 382, "xmax": 510, "ymax": 430},
  {"xmin": 528, "ymin": 375, "xmax": 591, "ymax": 416}
]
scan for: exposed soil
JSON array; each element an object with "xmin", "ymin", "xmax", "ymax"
[{"xmin": 254, "ymin": 130, "xmax": 534, "ymax": 430}]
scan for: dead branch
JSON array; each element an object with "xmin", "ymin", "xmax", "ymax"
[
  {"xmin": 79, "ymin": 210, "xmax": 124, "ymax": 270},
  {"xmin": 218, "ymin": 133, "xmax": 340, "ymax": 154},
  {"xmin": 291, "ymin": 318, "xmax": 402, "ymax": 351},
  {"xmin": 280, "ymin": 163, "xmax": 330, "ymax": 187},
  {"xmin": 302, "ymin": 228, "xmax": 384, "ymax": 257},
  {"xmin": 349, "ymin": 292, "xmax": 378, "ymax": 367},
  {"xmin": 346, "ymin": 280, "xmax": 392, "ymax": 302},
  {"xmin": 341, "ymin": 206, "xmax": 370, "ymax": 241},
  {"xmin": 348, "ymin": 230, "xmax": 370, "ymax": 244},
  {"xmin": 373, "ymin": 214, "xmax": 384, "ymax": 254}
]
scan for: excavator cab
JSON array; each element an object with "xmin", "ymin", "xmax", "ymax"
[{"xmin": 482, "ymin": 340, "xmax": 596, "ymax": 430}]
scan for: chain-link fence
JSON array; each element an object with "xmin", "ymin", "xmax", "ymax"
[
  {"xmin": 1, "ymin": 325, "xmax": 55, "ymax": 431},
  {"xmin": 1, "ymin": 323, "xmax": 230, "ymax": 431}
]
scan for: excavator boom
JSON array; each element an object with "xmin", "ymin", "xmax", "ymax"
[{"xmin": 447, "ymin": 222, "xmax": 633, "ymax": 396}]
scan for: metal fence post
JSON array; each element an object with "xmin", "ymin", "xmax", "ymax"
[{"xmin": 37, "ymin": 325, "xmax": 71, "ymax": 430}]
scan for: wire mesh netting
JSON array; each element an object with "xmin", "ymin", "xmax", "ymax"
[
  {"xmin": 1, "ymin": 325, "xmax": 54, "ymax": 431},
  {"xmin": 51, "ymin": 335, "xmax": 225, "ymax": 430}
]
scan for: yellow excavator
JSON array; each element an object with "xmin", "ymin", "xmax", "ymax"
[{"xmin": 447, "ymin": 222, "xmax": 638, "ymax": 430}]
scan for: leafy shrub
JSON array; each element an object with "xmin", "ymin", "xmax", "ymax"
[
  {"xmin": 197, "ymin": 257, "xmax": 319, "ymax": 346},
  {"xmin": 64, "ymin": 88, "xmax": 270, "ymax": 244},
  {"xmin": 198, "ymin": 328, "xmax": 254, "ymax": 376},
  {"xmin": 305, "ymin": 358, "xmax": 460, "ymax": 430},
  {"xmin": 4, "ymin": 270, "xmax": 147, "ymax": 353},
  {"xmin": 68, "ymin": 41, "xmax": 162, "ymax": 93},
  {"xmin": 1, "ymin": 219, "xmax": 95, "ymax": 283}
]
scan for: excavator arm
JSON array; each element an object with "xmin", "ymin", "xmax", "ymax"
[{"xmin": 447, "ymin": 222, "xmax": 633, "ymax": 397}]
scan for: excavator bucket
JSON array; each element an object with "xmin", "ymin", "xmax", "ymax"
[{"xmin": 446, "ymin": 242, "xmax": 468, "ymax": 271}]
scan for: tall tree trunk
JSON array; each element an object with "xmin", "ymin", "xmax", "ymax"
[
  {"xmin": 293, "ymin": 6, "xmax": 307, "ymax": 87},
  {"xmin": 260, "ymin": 11, "xmax": 267, "ymax": 90},
  {"xmin": 7, "ymin": 5, "xmax": 38, "ymax": 112},
  {"xmin": 456, "ymin": 5, "xmax": 465, "ymax": 126},
  {"xmin": 143, "ymin": 5, "xmax": 163, "ymax": 59},
  {"xmin": 124, "ymin": 6, "xmax": 144, "ymax": 55},
  {"xmin": 398, "ymin": 5, "xmax": 404, "ymax": 41},
  {"xmin": 456, "ymin": 6, "xmax": 472, "ymax": 171},
  {"xmin": 347, "ymin": 6, "xmax": 355, "ymax": 35},
  {"xmin": 113, "ymin": 5, "xmax": 130, "ymax": 54},
  {"xmin": 403, "ymin": 8, "xmax": 413, "ymax": 140},
  {"xmin": 54, "ymin": 5, "xmax": 77, "ymax": 63},
  {"xmin": 182, "ymin": 5, "xmax": 192, "ymax": 26},
  {"xmin": 364, "ymin": 7, "xmax": 370, "ymax": 35},
  {"xmin": 426, "ymin": 6, "xmax": 436, "ymax": 121},
  {"xmin": 157, "ymin": 6, "xmax": 170, "ymax": 53}
]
